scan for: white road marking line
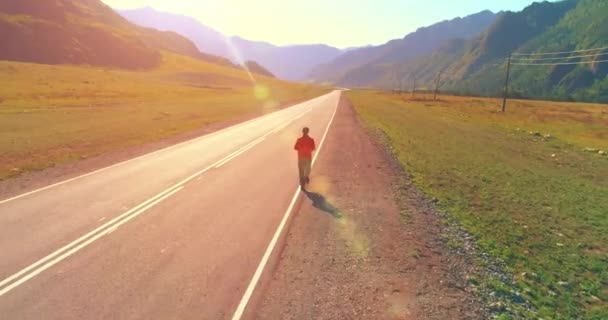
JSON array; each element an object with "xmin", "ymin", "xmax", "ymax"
[
  {"xmin": 105, "ymin": 226, "xmax": 118, "ymax": 235},
  {"xmin": 231, "ymin": 93, "xmax": 340, "ymax": 320},
  {"xmin": 0, "ymin": 116, "xmax": 261, "ymax": 205},
  {"xmin": 212, "ymin": 136, "xmax": 266, "ymax": 168},
  {"xmin": 0, "ymin": 93, "xmax": 332, "ymax": 205},
  {"xmin": 269, "ymin": 109, "xmax": 312, "ymax": 135},
  {"xmin": 214, "ymin": 139, "xmax": 264, "ymax": 168},
  {"xmin": 0, "ymin": 183, "xmax": 183, "ymax": 291},
  {"xmin": 0, "ymin": 186, "xmax": 183, "ymax": 297},
  {"xmin": 215, "ymin": 108, "xmax": 313, "ymax": 168},
  {"xmin": 0, "ymin": 106, "xmax": 318, "ymax": 296},
  {"xmin": 98, "ymin": 217, "xmax": 106, "ymax": 222},
  {"xmin": 235, "ymin": 136, "xmax": 265, "ymax": 153}
]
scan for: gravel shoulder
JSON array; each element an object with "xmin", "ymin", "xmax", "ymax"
[{"xmin": 251, "ymin": 95, "xmax": 485, "ymax": 319}]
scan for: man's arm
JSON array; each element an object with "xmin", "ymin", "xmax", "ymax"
[
  {"xmin": 294, "ymin": 139, "xmax": 300, "ymax": 150},
  {"xmin": 312, "ymin": 139, "xmax": 316, "ymax": 151}
]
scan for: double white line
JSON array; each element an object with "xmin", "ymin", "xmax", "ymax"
[
  {"xmin": 0, "ymin": 108, "xmax": 313, "ymax": 297},
  {"xmin": 215, "ymin": 136, "xmax": 266, "ymax": 168},
  {"xmin": 0, "ymin": 185, "xmax": 184, "ymax": 296}
]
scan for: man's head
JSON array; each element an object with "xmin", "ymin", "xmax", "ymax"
[{"xmin": 302, "ymin": 127, "xmax": 310, "ymax": 136}]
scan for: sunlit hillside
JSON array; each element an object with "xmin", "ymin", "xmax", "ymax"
[
  {"xmin": 0, "ymin": 52, "xmax": 327, "ymax": 180},
  {"xmin": 0, "ymin": 0, "xmax": 232, "ymax": 69}
]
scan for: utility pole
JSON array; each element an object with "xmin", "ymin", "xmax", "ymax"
[
  {"xmin": 502, "ymin": 53, "xmax": 512, "ymax": 113},
  {"xmin": 392, "ymin": 69, "xmax": 398, "ymax": 94},
  {"xmin": 433, "ymin": 70, "xmax": 443, "ymax": 100},
  {"xmin": 411, "ymin": 76, "xmax": 417, "ymax": 99}
]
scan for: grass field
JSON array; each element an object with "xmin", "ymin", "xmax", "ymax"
[
  {"xmin": 347, "ymin": 91, "xmax": 607, "ymax": 319},
  {"xmin": 0, "ymin": 53, "xmax": 328, "ymax": 180}
]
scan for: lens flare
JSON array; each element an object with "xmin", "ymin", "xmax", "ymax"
[
  {"xmin": 254, "ymin": 84, "xmax": 270, "ymax": 100},
  {"xmin": 336, "ymin": 216, "xmax": 370, "ymax": 257},
  {"xmin": 309, "ymin": 175, "xmax": 330, "ymax": 194},
  {"xmin": 220, "ymin": 35, "xmax": 256, "ymax": 84}
]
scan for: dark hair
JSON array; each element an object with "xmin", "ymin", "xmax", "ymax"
[{"xmin": 302, "ymin": 127, "xmax": 310, "ymax": 134}]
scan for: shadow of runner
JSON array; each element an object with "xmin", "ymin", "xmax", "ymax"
[{"xmin": 302, "ymin": 190, "xmax": 343, "ymax": 218}]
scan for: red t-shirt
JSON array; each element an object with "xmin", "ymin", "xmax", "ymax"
[{"xmin": 294, "ymin": 135, "xmax": 316, "ymax": 159}]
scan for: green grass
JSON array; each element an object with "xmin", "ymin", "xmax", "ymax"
[
  {"xmin": 0, "ymin": 52, "xmax": 328, "ymax": 180},
  {"xmin": 347, "ymin": 91, "xmax": 608, "ymax": 319}
]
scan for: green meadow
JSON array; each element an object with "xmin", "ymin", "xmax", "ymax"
[{"xmin": 348, "ymin": 91, "xmax": 608, "ymax": 319}]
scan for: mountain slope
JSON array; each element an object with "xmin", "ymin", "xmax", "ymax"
[
  {"xmin": 119, "ymin": 7, "xmax": 231, "ymax": 59},
  {"xmin": 0, "ymin": 0, "xmax": 230, "ymax": 69},
  {"xmin": 118, "ymin": 7, "xmax": 344, "ymax": 80},
  {"xmin": 230, "ymin": 37, "xmax": 343, "ymax": 81},
  {"xmin": 244, "ymin": 60, "xmax": 275, "ymax": 78},
  {"xmin": 308, "ymin": 10, "xmax": 497, "ymax": 83},
  {"xmin": 504, "ymin": 0, "xmax": 608, "ymax": 101},
  {"xmin": 362, "ymin": 0, "xmax": 607, "ymax": 102}
]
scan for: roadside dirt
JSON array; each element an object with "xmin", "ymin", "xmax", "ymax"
[
  {"xmin": 0, "ymin": 97, "xmax": 316, "ymax": 201},
  {"xmin": 251, "ymin": 95, "xmax": 485, "ymax": 319}
]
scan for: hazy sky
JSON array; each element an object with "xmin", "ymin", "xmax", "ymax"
[{"xmin": 101, "ymin": 0, "xmax": 543, "ymax": 48}]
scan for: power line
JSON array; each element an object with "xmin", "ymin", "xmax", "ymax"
[
  {"xmin": 511, "ymin": 51, "xmax": 608, "ymax": 61},
  {"xmin": 512, "ymin": 46, "xmax": 608, "ymax": 56},
  {"xmin": 511, "ymin": 59, "xmax": 608, "ymax": 66},
  {"xmin": 497, "ymin": 46, "xmax": 608, "ymax": 112}
]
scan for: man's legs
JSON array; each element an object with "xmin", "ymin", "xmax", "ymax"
[
  {"xmin": 303, "ymin": 158, "xmax": 311, "ymax": 184},
  {"xmin": 298, "ymin": 157, "xmax": 312, "ymax": 187},
  {"xmin": 298, "ymin": 158, "xmax": 306, "ymax": 186}
]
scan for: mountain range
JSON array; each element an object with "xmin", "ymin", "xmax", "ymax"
[
  {"xmin": 0, "ymin": 0, "xmax": 232, "ymax": 69},
  {"xmin": 1, "ymin": 0, "xmax": 605, "ymax": 102},
  {"xmin": 314, "ymin": 0, "xmax": 608, "ymax": 102},
  {"xmin": 307, "ymin": 10, "xmax": 498, "ymax": 84},
  {"xmin": 118, "ymin": 7, "xmax": 344, "ymax": 81}
]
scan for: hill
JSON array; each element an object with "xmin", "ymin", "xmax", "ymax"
[
  {"xmin": 336, "ymin": 0, "xmax": 608, "ymax": 102},
  {"xmin": 244, "ymin": 61, "xmax": 275, "ymax": 78},
  {"xmin": 230, "ymin": 37, "xmax": 343, "ymax": 81},
  {"xmin": 308, "ymin": 10, "xmax": 497, "ymax": 83},
  {"xmin": 118, "ymin": 7, "xmax": 232, "ymax": 59},
  {"xmin": 118, "ymin": 7, "xmax": 344, "ymax": 80},
  {"xmin": 0, "ymin": 52, "xmax": 327, "ymax": 181},
  {"xmin": 0, "ymin": 0, "xmax": 231, "ymax": 69}
]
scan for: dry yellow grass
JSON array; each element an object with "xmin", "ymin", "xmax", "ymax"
[
  {"xmin": 0, "ymin": 52, "xmax": 329, "ymax": 180},
  {"xmin": 388, "ymin": 92, "xmax": 607, "ymax": 150}
]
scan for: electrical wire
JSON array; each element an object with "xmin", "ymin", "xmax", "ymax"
[
  {"xmin": 511, "ymin": 59, "xmax": 608, "ymax": 66},
  {"xmin": 512, "ymin": 46, "xmax": 608, "ymax": 56},
  {"xmin": 511, "ymin": 51, "xmax": 608, "ymax": 61}
]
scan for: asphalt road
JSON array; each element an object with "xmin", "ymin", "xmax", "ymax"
[{"xmin": 0, "ymin": 90, "xmax": 341, "ymax": 319}]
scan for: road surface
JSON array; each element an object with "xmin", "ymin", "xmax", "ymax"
[{"xmin": 0, "ymin": 90, "xmax": 341, "ymax": 319}]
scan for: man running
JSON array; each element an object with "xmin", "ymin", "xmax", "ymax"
[{"xmin": 294, "ymin": 127, "xmax": 316, "ymax": 190}]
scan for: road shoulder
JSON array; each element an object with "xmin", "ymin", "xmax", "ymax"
[{"xmin": 252, "ymin": 95, "xmax": 485, "ymax": 319}]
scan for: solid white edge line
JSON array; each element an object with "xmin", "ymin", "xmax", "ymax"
[
  {"xmin": 0, "ymin": 103, "xmax": 321, "ymax": 294},
  {"xmin": 230, "ymin": 92, "xmax": 340, "ymax": 320},
  {"xmin": 0, "ymin": 93, "xmax": 333, "ymax": 205},
  {"xmin": 0, "ymin": 186, "xmax": 184, "ymax": 297}
]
